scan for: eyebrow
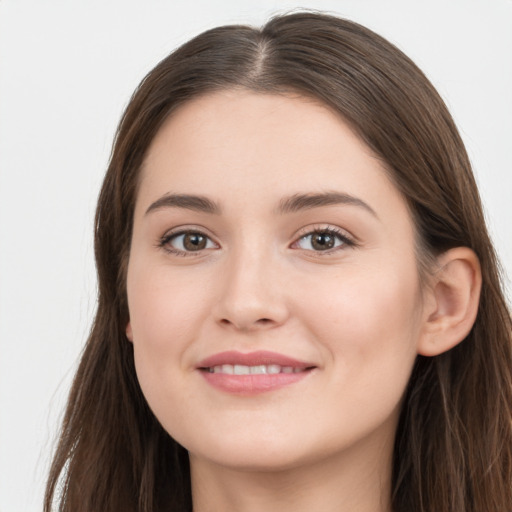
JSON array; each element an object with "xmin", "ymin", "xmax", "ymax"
[
  {"xmin": 277, "ymin": 192, "xmax": 378, "ymax": 217},
  {"xmin": 144, "ymin": 191, "xmax": 377, "ymax": 218},
  {"xmin": 145, "ymin": 194, "xmax": 221, "ymax": 215}
]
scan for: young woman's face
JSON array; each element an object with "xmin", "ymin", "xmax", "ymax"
[{"xmin": 126, "ymin": 90, "xmax": 427, "ymax": 473}]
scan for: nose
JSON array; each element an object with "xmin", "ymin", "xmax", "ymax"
[{"xmin": 213, "ymin": 248, "xmax": 290, "ymax": 332}]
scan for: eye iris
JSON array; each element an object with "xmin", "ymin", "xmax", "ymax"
[
  {"xmin": 311, "ymin": 232, "xmax": 335, "ymax": 250},
  {"xmin": 183, "ymin": 233, "xmax": 207, "ymax": 251}
]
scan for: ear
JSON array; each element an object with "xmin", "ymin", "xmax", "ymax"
[
  {"xmin": 418, "ymin": 247, "xmax": 482, "ymax": 357},
  {"xmin": 126, "ymin": 321, "xmax": 133, "ymax": 343}
]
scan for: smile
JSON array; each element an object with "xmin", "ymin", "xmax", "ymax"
[
  {"xmin": 206, "ymin": 364, "xmax": 306, "ymax": 375},
  {"xmin": 197, "ymin": 351, "xmax": 316, "ymax": 394}
]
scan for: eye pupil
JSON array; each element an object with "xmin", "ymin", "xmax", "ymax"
[
  {"xmin": 312, "ymin": 232, "xmax": 335, "ymax": 250},
  {"xmin": 184, "ymin": 233, "xmax": 207, "ymax": 251}
]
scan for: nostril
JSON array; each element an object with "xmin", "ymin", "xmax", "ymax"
[{"xmin": 218, "ymin": 317, "xmax": 274, "ymax": 330}]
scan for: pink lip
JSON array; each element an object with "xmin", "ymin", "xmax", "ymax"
[
  {"xmin": 197, "ymin": 350, "xmax": 311, "ymax": 369},
  {"xmin": 197, "ymin": 350, "xmax": 315, "ymax": 395}
]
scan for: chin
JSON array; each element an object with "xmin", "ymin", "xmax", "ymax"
[
  {"xmin": 190, "ymin": 445, "xmax": 311, "ymax": 473},
  {"xmin": 179, "ymin": 426, "xmax": 315, "ymax": 472}
]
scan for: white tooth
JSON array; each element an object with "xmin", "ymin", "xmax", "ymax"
[
  {"xmin": 250, "ymin": 365, "xmax": 267, "ymax": 374},
  {"xmin": 213, "ymin": 366, "xmax": 223, "ymax": 373},
  {"xmin": 267, "ymin": 364, "xmax": 281, "ymax": 374},
  {"xmin": 293, "ymin": 367, "xmax": 303, "ymax": 373},
  {"xmin": 282, "ymin": 366, "xmax": 294, "ymax": 374},
  {"xmin": 221, "ymin": 364, "xmax": 234, "ymax": 374},
  {"xmin": 234, "ymin": 364, "xmax": 250, "ymax": 375}
]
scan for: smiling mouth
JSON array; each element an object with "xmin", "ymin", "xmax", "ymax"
[
  {"xmin": 197, "ymin": 351, "xmax": 316, "ymax": 394},
  {"xmin": 203, "ymin": 364, "xmax": 310, "ymax": 375}
]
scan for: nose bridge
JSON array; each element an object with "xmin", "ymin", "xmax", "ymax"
[{"xmin": 215, "ymin": 237, "xmax": 288, "ymax": 330}]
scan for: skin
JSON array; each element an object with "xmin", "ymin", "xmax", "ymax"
[{"xmin": 125, "ymin": 90, "xmax": 471, "ymax": 512}]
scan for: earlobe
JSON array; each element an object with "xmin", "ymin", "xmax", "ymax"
[
  {"xmin": 126, "ymin": 322, "xmax": 133, "ymax": 343},
  {"xmin": 418, "ymin": 247, "xmax": 482, "ymax": 357}
]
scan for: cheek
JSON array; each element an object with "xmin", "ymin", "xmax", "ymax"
[
  {"xmin": 307, "ymin": 263, "xmax": 422, "ymax": 440},
  {"xmin": 127, "ymin": 260, "xmax": 208, "ymax": 342},
  {"xmin": 301, "ymin": 258, "xmax": 422, "ymax": 378},
  {"xmin": 126, "ymin": 263, "xmax": 210, "ymax": 398}
]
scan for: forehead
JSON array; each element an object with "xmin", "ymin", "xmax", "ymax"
[{"xmin": 137, "ymin": 90, "xmax": 408, "ymax": 222}]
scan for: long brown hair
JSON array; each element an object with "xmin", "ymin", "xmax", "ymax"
[{"xmin": 44, "ymin": 12, "xmax": 512, "ymax": 512}]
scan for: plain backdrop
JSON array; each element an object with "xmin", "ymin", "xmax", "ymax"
[{"xmin": 0, "ymin": 1, "xmax": 511, "ymax": 510}]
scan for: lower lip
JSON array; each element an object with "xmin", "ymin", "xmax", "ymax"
[{"xmin": 199, "ymin": 369, "xmax": 312, "ymax": 395}]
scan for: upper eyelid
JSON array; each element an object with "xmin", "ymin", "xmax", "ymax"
[
  {"xmin": 160, "ymin": 223, "xmax": 352, "ymax": 236},
  {"xmin": 292, "ymin": 224, "xmax": 356, "ymax": 242},
  {"xmin": 161, "ymin": 225, "xmax": 218, "ymax": 240}
]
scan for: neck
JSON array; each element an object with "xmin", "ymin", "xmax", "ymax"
[{"xmin": 189, "ymin": 433, "xmax": 394, "ymax": 512}]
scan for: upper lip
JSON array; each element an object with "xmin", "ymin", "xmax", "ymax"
[{"xmin": 197, "ymin": 350, "xmax": 315, "ymax": 369}]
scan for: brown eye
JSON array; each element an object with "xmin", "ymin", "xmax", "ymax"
[
  {"xmin": 183, "ymin": 233, "xmax": 207, "ymax": 251},
  {"xmin": 311, "ymin": 232, "xmax": 336, "ymax": 250},
  {"xmin": 295, "ymin": 229, "xmax": 352, "ymax": 252},
  {"xmin": 162, "ymin": 231, "xmax": 216, "ymax": 254}
]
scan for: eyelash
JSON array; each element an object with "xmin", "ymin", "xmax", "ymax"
[
  {"xmin": 158, "ymin": 225, "xmax": 357, "ymax": 257},
  {"xmin": 158, "ymin": 229, "xmax": 218, "ymax": 257},
  {"xmin": 292, "ymin": 225, "xmax": 357, "ymax": 255}
]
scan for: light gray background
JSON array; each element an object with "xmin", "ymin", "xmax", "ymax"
[{"xmin": 1, "ymin": 1, "xmax": 511, "ymax": 510}]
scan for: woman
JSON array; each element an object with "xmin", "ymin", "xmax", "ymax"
[{"xmin": 44, "ymin": 12, "xmax": 512, "ymax": 512}]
